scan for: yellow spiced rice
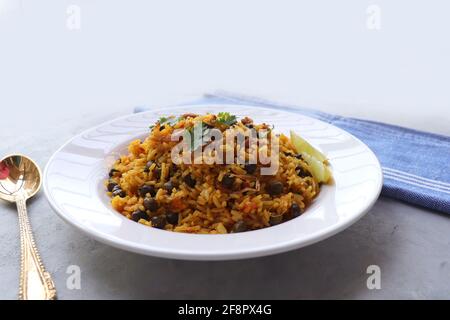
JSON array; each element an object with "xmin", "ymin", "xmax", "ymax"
[{"xmin": 106, "ymin": 113, "xmax": 320, "ymax": 234}]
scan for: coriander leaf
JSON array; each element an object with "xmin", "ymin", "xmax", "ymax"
[
  {"xmin": 184, "ymin": 122, "xmax": 210, "ymax": 151},
  {"xmin": 216, "ymin": 112, "xmax": 237, "ymax": 126},
  {"xmin": 150, "ymin": 116, "xmax": 178, "ymax": 130},
  {"xmin": 158, "ymin": 116, "xmax": 169, "ymax": 124}
]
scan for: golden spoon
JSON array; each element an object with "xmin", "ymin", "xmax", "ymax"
[{"xmin": 0, "ymin": 155, "xmax": 56, "ymax": 300}]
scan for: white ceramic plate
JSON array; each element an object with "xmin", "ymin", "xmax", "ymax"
[{"xmin": 44, "ymin": 104, "xmax": 382, "ymax": 260}]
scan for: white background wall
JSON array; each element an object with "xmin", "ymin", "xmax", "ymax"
[{"xmin": 1, "ymin": 0, "xmax": 449, "ymax": 136}]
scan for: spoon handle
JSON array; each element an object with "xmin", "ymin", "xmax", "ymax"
[{"xmin": 16, "ymin": 197, "xmax": 57, "ymax": 300}]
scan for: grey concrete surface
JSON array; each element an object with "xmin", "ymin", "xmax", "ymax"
[{"xmin": 1, "ymin": 110, "xmax": 449, "ymax": 300}]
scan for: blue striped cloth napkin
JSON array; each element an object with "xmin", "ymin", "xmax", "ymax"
[{"xmin": 135, "ymin": 92, "xmax": 450, "ymax": 214}]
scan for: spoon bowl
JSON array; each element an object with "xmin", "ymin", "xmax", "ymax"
[
  {"xmin": 0, "ymin": 154, "xmax": 56, "ymax": 300},
  {"xmin": 0, "ymin": 154, "xmax": 42, "ymax": 202}
]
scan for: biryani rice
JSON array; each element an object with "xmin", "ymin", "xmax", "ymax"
[{"xmin": 106, "ymin": 113, "xmax": 320, "ymax": 234}]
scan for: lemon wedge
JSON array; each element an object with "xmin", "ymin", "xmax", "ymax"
[{"xmin": 290, "ymin": 131, "xmax": 332, "ymax": 184}]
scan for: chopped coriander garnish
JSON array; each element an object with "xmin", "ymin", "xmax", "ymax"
[
  {"xmin": 149, "ymin": 116, "xmax": 178, "ymax": 130},
  {"xmin": 216, "ymin": 112, "xmax": 237, "ymax": 126},
  {"xmin": 184, "ymin": 122, "xmax": 210, "ymax": 151},
  {"xmin": 158, "ymin": 116, "xmax": 170, "ymax": 124},
  {"xmin": 160, "ymin": 116, "xmax": 178, "ymax": 126}
]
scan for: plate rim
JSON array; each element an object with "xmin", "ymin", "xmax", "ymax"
[{"xmin": 43, "ymin": 103, "xmax": 383, "ymax": 260}]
